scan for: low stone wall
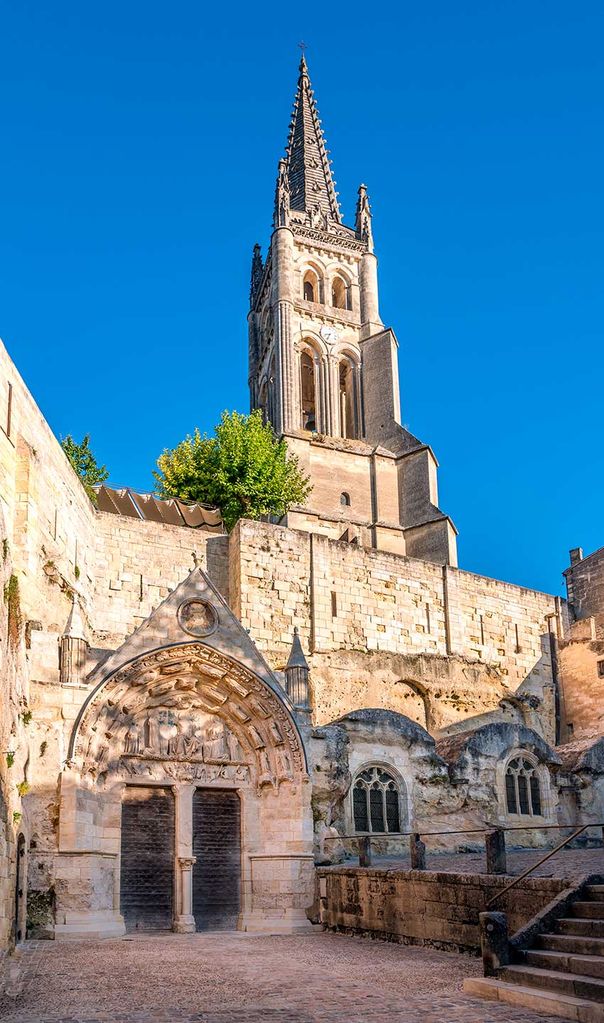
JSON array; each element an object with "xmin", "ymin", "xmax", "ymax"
[{"xmin": 317, "ymin": 867, "xmax": 568, "ymax": 952}]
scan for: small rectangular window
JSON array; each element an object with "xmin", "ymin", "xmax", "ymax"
[
  {"xmin": 331, "ymin": 592, "xmax": 337, "ymax": 618},
  {"xmin": 479, "ymin": 614, "xmax": 485, "ymax": 645},
  {"xmin": 598, "ymin": 660, "xmax": 604, "ymax": 679},
  {"xmin": 425, "ymin": 602, "xmax": 431, "ymax": 634},
  {"xmin": 514, "ymin": 623, "xmax": 522, "ymax": 653}
]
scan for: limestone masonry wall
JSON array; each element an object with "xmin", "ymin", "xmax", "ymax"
[
  {"xmin": 232, "ymin": 519, "xmax": 559, "ymax": 727},
  {"xmin": 317, "ymin": 867, "xmax": 568, "ymax": 952},
  {"xmin": 92, "ymin": 514, "xmax": 228, "ymax": 646}
]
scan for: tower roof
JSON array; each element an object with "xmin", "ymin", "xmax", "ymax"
[{"xmin": 283, "ymin": 56, "xmax": 341, "ymax": 224}]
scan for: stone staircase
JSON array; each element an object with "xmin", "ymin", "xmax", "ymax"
[{"xmin": 465, "ymin": 883, "xmax": 604, "ymax": 1021}]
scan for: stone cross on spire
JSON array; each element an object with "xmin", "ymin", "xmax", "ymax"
[{"xmin": 280, "ymin": 56, "xmax": 341, "ymax": 224}]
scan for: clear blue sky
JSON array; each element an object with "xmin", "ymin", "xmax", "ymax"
[{"xmin": 1, "ymin": 2, "xmax": 602, "ymax": 596}]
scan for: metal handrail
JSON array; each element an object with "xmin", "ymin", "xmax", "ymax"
[
  {"xmin": 484, "ymin": 823, "xmax": 591, "ymax": 908},
  {"xmin": 323, "ymin": 821, "xmax": 604, "ymax": 841}
]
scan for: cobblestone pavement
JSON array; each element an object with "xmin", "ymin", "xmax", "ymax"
[
  {"xmin": 368, "ymin": 842, "xmax": 604, "ymax": 877},
  {"xmin": 0, "ymin": 930, "xmax": 564, "ymax": 1023}
]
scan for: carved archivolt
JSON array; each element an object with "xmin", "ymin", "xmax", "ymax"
[{"xmin": 70, "ymin": 644, "xmax": 306, "ymax": 790}]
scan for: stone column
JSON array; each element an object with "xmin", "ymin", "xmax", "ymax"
[
  {"xmin": 173, "ymin": 785, "xmax": 196, "ymax": 933},
  {"xmin": 174, "ymin": 857, "xmax": 197, "ymax": 933}
]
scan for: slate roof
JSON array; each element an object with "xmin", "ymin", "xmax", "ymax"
[
  {"xmin": 284, "ymin": 56, "xmax": 341, "ymax": 223},
  {"xmin": 95, "ymin": 485, "xmax": 223, "ymax": 532}
]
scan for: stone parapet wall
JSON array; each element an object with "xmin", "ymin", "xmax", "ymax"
[{"xmin": 317, "ymin": 867, "xmax": 568, "ymax": 952}]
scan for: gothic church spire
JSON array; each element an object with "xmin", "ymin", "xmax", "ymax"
[{"xmin": 280, "ymin": 55, "xmax": 341, "ymax": 224}]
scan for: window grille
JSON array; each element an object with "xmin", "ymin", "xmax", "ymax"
[
  {"xmin": 505, "ymin": 757, "xmax": 543, "ymax": 816},
  {"xmin": 352, "ymin": 767, "xmax": 401, "ymax": 833}
]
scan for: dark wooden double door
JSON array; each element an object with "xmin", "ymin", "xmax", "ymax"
[{"xmin": 120, "ymin": 787, "xmax": 241, "ymax": 932}]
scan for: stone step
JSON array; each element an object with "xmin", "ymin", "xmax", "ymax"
[
  {"xmin": 586, "ymin": 887, "xmax": 604, "ymax": 902},
  {"xmin": 527, "ymin": 950, "xmax": 604, "ymax": 980},
  {"xmin": 463, "ymin": 976, "xmax": 604, "ymax": 1021},
  {"xmin": 559, "ymin": 919, "xmax": 604, "ymax": 938},
  {"xmin": 502, "ymin": 965, "xmax": 604, "ymax": 1003},
  {"xmin": 540, "ymin": 934, "xmax": 604, "ymax": 957},
  {"xmin": 573, "ymin": 904, "xmax": 604, "ymax": 919}
]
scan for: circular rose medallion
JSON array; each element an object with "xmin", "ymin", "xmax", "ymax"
[{"xmin": 177, "ymin": 599, "xmax": 218, "ymax": 638}]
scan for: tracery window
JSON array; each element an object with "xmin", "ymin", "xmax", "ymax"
[
  {"xmin": 352, "ymin": 766, "xmax": 401, "ymax": 834},
  {"xmin": 505, "ymin": 756, "xmax": 543, "ymax": 816}
]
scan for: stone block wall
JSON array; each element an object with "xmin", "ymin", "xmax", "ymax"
[
  {"xmin": 559, "ymin": 614, "xmax": 604, "ymax": 739},
  {"xmin": 564, "ymin": 546, "xmax": 604, "ymax": 621},
  {"xmin": 231, "ymin": 519, "xmax": 559, "ymax": 728},
  {"xmin": 317, "ymin": 867, "xmax": 568, "ymax": 952},
  {"xmin": 92, "ymin": 514, "xmax": 228, "ymax": 646}
]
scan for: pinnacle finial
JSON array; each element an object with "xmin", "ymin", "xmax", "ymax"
[
  {"xmin": 286, "ymin": 626, "xmax": 309, "ymax": 671},
  {"xmin": 298, "ymin": 40, "xmax": 308, "ymax": 72}
]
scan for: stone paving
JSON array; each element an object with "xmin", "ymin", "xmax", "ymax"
[
  {"xmin": 366, "ymin": 842, "xmax": 604, "ymax": 878},
  {"xmin": 0, "ymin": 930, "xmax": 564, "ymax": 1023}
]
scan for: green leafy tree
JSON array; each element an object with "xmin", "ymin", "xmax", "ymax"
[
  {"xmin": 154, "ymin": 410, "xmax": 312, "ymax": 531},
  {"xmin": 61, "ymin": 434, "xmax": 109, "ymax": 502}
]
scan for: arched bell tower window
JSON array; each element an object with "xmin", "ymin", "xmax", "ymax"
[
  {"xmin": 352, "ymin": 766, "xmax": 402, "ymax": 834},
  {"xmin": 339, "ymin": 357, "xmax": 358, "ymax": 439},
  {"xmin": 331, "ymin": 275, "xmax": 350, "ymax": 310},
  {"xmin": 340, "ymin": 492, "xmax": 350, "ymax": 507},
  {"xmin": 505, "ymin": 755, "xmax": 543, "ymax": 817},
  {"xmin": 300, "ymin": 349, "xmax": 317, "ymax": 432},
  {"xmin": 303, "ymin": 269, "xmax": 320, "ymax": 304}
]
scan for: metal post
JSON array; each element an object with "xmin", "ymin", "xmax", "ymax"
[
  {"xmin": 479, "ymin": 911, "xmax": 510, "ymax": 976},
  {"xmin": 359, "ymin": 835, "xmax": 372, "ymax": 867},
  {"xmin": 485, "ymin": 829, "xmax": 507, "ymax": 875},
  {"xmin": 410, "ymin": 833, "xmax": 426, "ymax": 870}
]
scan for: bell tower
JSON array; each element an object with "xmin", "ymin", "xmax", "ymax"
[
  {"xmin": 247, "ymin": 57, "xmax": 458, "ymax": 567},
  {"xmin": 248, "ymin": 54, "xmax": 396, "ymax": 441}
]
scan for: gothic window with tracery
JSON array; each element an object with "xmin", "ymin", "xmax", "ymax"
[
  {"xmin": 505, "ymin": 756, "xmax": 543, "ymax": 816},
  {"xmin": 352, "ymin": 766, "xmax": 401, "ymax": 834}
]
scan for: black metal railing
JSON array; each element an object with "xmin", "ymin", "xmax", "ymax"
[{"xmin": 323, "ymin": 821, "xmax": 604, "ymax": 877}]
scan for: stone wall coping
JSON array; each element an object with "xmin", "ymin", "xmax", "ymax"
[{"xmin": 316, "ymin": 866, "xmax": 568, "ymax": 890}]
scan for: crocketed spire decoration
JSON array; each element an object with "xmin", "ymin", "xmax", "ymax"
[
  {"xmin": 279, "ymin": 55, "xmax": 341, "ymax": 224},
  {"xmin": 249, "ymin": 243, "xmax": 264, "ymax": 303},
  {"xmin": 355, "ymin": 183, "xmax": 374, "ymax": 252}
]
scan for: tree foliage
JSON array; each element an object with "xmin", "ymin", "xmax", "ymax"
[
  {"xmin": 154, "ymin": 410, "xmax": 312, "ymax": 531},
  {"xmin": 61, "ymin": 434, "xmax": 109, "ymax": 502}
]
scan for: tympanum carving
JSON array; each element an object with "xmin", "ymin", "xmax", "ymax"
[{"xmin": 72, "ymin": 643, "xmax": 306, "ymax": 790}]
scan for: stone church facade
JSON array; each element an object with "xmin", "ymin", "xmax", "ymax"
[{"xmin": 0, "ymin": 57, "xmax": 603, "ymax": 951}]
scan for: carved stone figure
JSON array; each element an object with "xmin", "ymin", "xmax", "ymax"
[{"xmin": 204, "ymin": 720, "xmax": 229, "ymax": 762}]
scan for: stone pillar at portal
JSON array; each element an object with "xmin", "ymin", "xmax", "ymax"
[
  {"xmin": 173, "ymin": 785, "xmax": 196, "ymax": 933},
  {"xmin": 174, "ymin": 857, "xmax": 197, "ymax": 933}
]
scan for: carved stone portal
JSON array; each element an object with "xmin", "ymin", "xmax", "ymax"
[{"xmin": 72, "ymin": 643, "xmax": 305, "ymax": 791}]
